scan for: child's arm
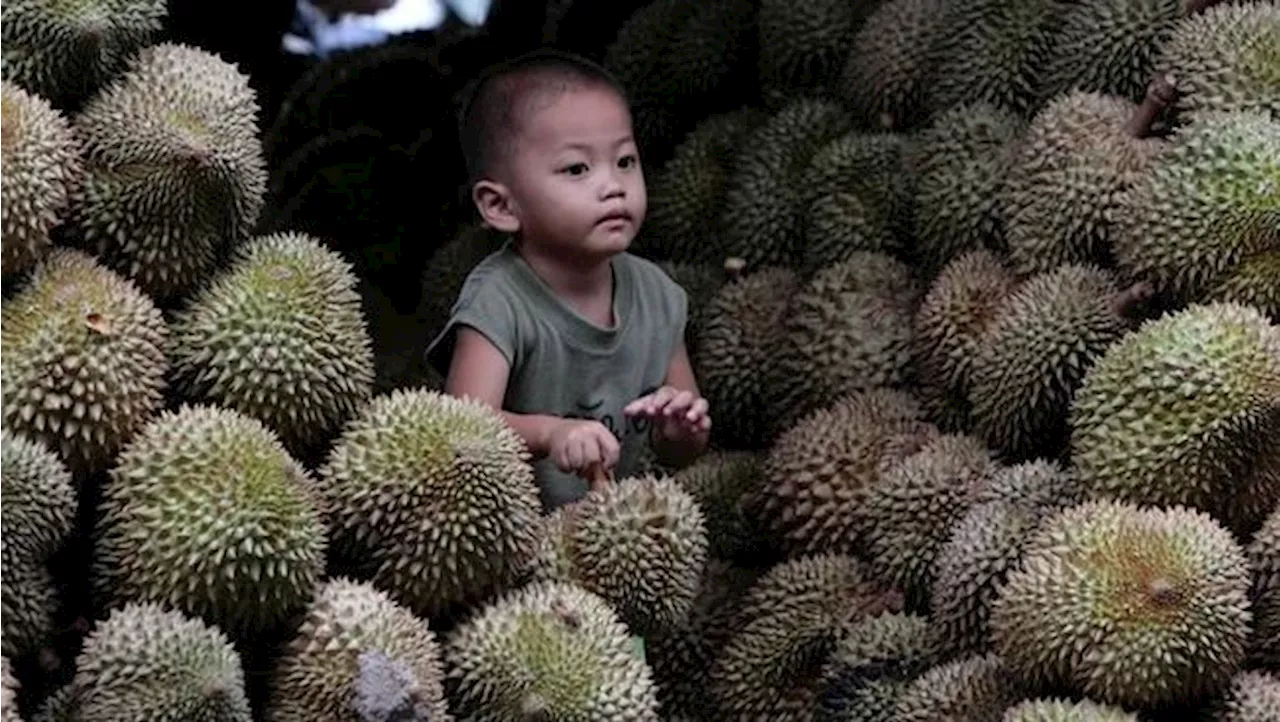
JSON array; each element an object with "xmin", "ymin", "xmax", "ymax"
[
  {"xmin": 445, "ymin": 326, "xmax": 620, "ymax": 476},
  {"xmin": 625, "ymin": 342, "xmax": 711, "ymax": 469}
]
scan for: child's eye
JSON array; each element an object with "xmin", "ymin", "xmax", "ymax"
[
  {"xmin": 560, "ymin": 162, "xmax": 589, "ymax": 176},
  {"xmin": 618, "ymin": 155, "xmax": 638, "ymax": 170}
]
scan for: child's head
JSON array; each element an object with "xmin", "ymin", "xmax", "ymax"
[{"xmin": 458, "ymin": 49, "xmax": 644, "ymax": 262}]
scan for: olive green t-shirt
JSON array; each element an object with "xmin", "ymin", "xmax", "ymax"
[{"xmin": 425, "ymin": 244, "xmax": 688, "ymax": 511}]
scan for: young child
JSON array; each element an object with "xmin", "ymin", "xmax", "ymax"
[{"xmin": 426, "ymin": 48, "xmax": 711, "ymax": 512}]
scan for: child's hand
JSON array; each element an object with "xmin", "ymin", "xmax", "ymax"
[
  {"xmin": 548, "ymin": 419, "xmax": 620, "ymax": 480},
  {"xmin": 624, "ymin": 386, "xmax": 711, "ymax": 443}
]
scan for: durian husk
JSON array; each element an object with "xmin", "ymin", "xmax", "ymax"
[
  {"xmin": 816, "ymin": 612, "xmax": 938, "ymax": 722},
  {"xmin": 838, "ymin": 0, "xmax": 946, "ymax": 131},
  {"xmin": 1248, "ymin": 505, "xmax": 1279, "ymax": 668},
  {"xmin": 1201, "ymin": 670, "xmax": 1280, "ymax": 722},
  {"xmin": 892, "ymin": 653, "xmax": 1021, "ymax": 722},
  {"xmin": 1000, "ymin": 697, "xmax": 1139, "ymax": 722},
  {"xmin": 0, "ymin": 431, "xmax": 76, "ymax": 567},
  {"xmin": 1155, "ymin": 2, "xmax": 1280, "ymax": 120}
]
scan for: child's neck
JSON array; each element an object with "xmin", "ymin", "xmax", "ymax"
[{"xmin": 519, "ymin": 243, "xmax": 616, "ymax": 328}]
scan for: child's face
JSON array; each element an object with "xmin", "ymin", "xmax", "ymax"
[{"xmin": 499, "ymin": 85, "xmax": 646, "ymax": 261}]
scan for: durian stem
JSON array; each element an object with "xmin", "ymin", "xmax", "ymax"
[
  {"xmin": 1148, "ymin": 578, "xmax": 1179, "ymax": 605},
  {"xmin": 1185, "ymin": 0, "xmax": 1226, "ymax": 15},
  {"xmin": 1124, "ymin": 75, "xmax": 1177, "ymax": 139},
  {"xmin": 520, "ymin": 692, "xmax": 552, "ymax": 721},
  {"xmin": 723, "ymin": 256, "xmax": 747, "ymax": 281},
  {"xmin": 1109, "ymin": 281, "xmax": 1154, "ymax": 320}
]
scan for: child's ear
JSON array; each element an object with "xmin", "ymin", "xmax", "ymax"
[{"xmin": 472, "ymin": 180, "xmax": 521, "ymax": 234}]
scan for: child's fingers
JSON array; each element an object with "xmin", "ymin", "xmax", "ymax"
[
  {"xmin": 660, "ymin": 390, "xmax": 694, "ymax": 416},
  {"xmin": 684, "ymin": 397, "xmax": 709, "ymax": 421}
]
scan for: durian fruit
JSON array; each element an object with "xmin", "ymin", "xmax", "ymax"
[
  {"xmin": 417, "ymin": 223, "xmax": 507, "ymax": 342},
  {"xmin": 0, "ymin": 431, "xmax": 76, "ymax": 567},
  {"xmin": 672, "ymin": 451, "xmax": 771, "ymax": 563},
  {"xmin": 799, "ymin": 133, "xmax": 911, "ymax": 272},
  {"xmin": 264, "ymin": 578, "xmax": 451, "ymax": 722},
  {"xmin": 0, "ymin": 0, "xmax": 166, "ymax": 109},
  {"xmin": 38, "ymin": 602, "xmax": 252, "ymax": 722},
  {"xmin": 1, "ymin": 554, "xmax": 58, "ymax": 661},
  {"xmin": 694, "ymin": 267, "xmax": 799, "ymax": 450},
  {"xmin": 967, "ymin": 264, "xmax": 1148, "ymax": 461},
  {"xmin": 318, "ymin": 390, "xmax": 543, "ymax": 618},
  {"xmin": 1036, "ymin": 0, "xmax": 1209, "ymax": 104},
  {"xmin": 93, "ymin": 404, "xmax": 327, "ymax": 638},
  {"xmin": 1069, "ymin": 302, "xmax": 1280, "ymax": 535},
  {"xmin": 893, "ymin": 653, "xmax": 1021, "ymax": 722},
  {"xmin": 0, "ymin": 80, "xmax": 82, "ymax": 278},
  {"xmin": 1001, "ymin": 698, "xmax": 1138, "ymax": 722},
  {"xmin": 860, "ymin": 433, "xmax": 1000, "ymax": 607},
  {"xmin": 930, "ymin": 460, "xmax": 1083, "ymax": 659},
  {"xmin": 768, "ymin": 253, "xmax": 919, "ymax": 430},
  {"xmin": 1, "ymin": 656, "xmax": 17, "ymax": 722},
  {"xmin": 991, "ymin": 500, "xmax": 1252, "ymax": 709},
  {"xmin": 759, "ymin": 388, "xmax": 940, "ymax": 557},
  {"xmin": 906, "ymin": 102, "xmax": 1025, "ymax": 278},
  {"xmin": 71, "ymin": 42, "xmax": 268, "ymax": 302},
  {"xmin": 1208, "ymin": 248, "xmax": 1280, "ymax": 321},
  {"xmin": 911, "ymin": 249, "xmax": 1021, "ymax": 432},
  {"xmin": 638, "ymin": 108, "xmax": 769, "ymax": 265},
  {"xmin": 1155, "ymin": 2, "xmax": 1280, "ymax": 120},
  {"xmin": 646, "ymin": 560, "xmax": 761, "ymax": 720},
  {"xmin": 1113, "ymin": 110, "xmax": 1280, "ymax": 308},
  {"xmin": 444, "ymin": 581, "xmax": 660, "ymax": 721},
  {"xmin": 1202, "ymin": 671, "xmax": 1280, "ymax": 722},
  {"xmin": 657, "ymin": 261, "xmax": 726, "ymax": 349},
  {"xmin": 720, "ymin": 98, "xmax": 854, "ymax": 269},
  {"xmin": 838, "ymin": 0, "xmax": 946, "ymax": 131},
  {"xmin": 816, "ymin": 612, "xmax": 938, "ymax": 722},
  {"xmin": 1, "ymin": 248, "xmax": 167, "ymax": 475},
  {"xmin": 1001, "ymin": 82, "xmax": 1171, "ymax": 276},
  {"xmin": 168, "ymin": 232, "xmax": 375, "ymax": 453},
  {"xmin": 922, "ymin": 0, "xmax": 1070, "ymax": 117},
  {"xmin": 708, "ymin": 554, "xmax": 905, "ymax": 721},
  {"xmin": 537, "ymin": 475, "xmax": 708, "ymax": 637},
  {"xmin": 1249, "ymin": 505, "xmax": 1279, "ymax": 667},
  {"xmin": 757, "ymin": 0, "xmax": 876, "ymax": 97}
]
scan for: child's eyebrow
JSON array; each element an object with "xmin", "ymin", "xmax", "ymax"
[{"xmin": 555, "ymin": 136, "xmax": 636, "ymax": 152}]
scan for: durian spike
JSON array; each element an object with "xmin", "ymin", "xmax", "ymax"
[
  {"xmin": 1123, "ymin": 75, "xmax": 1178, "ymax": 138},
  {"xmin": 1185, "ymin": 0, "xmax": 1227, "ymax": 16},
  {"xmin": 1109, "ymin": 281, "xmax": 1155, "ymax": 319}
]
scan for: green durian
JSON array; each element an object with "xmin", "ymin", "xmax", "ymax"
[
  {"xmin": 1113, "ymin": 110, "xmax": 1279, "ymax": 307},
  {"xmin": 672, "ymin": 451, "xmax": 772, "ymax": 563},
  {"xmin": 893, "ymin": 653, "xmax": 1020, "ymax": 722},
  {"xmin": 816, "ymin": 612, "xmax": 937, "ymax": 722},
  {"xmin": 1, "ymin": 248, "xmax": 167, "ymax": 475},
  {"xmin": 860, "ymin": 433, "xmax": 999, "ymax": 607},
  {"xmin": 911, "ymin": 249, "xmax": 1020, "ymax": 432},
  {"xmin": 759, "ymin": 389, "xmax": 940, "ymax": 557},
  {"xmin": 36, "ymin": 603, "xmax": 251, "ymax": 722},
  {"xmin": 1208, "ymin": 248, "xmax": 1280, "ymax": 321},
  {"xmin": 444, "ymin": 581, "xmax": 660, "ymax": 721},
  {"xmin": 0, "ymin": 0, "xmax": 166, "ymax": 109},
  {"xmin": 694, "ymin": 267, "xmax": 798, "ymax": 450},
  {"xmin": 757, "ymin": 0, "xmax": 875, "ymax": 95},
  {"xmin": 838, "ymin": 0, "xmax": 946, "ymax": 131},
  {"xmin": 1, "ymin": 657, "xmax": 17, "ymax": 722},
  {"xmin": 1001, "ymin": 85, "xmax": 1170, "ymax": 276},
  {"xmin": 639, "ymin": 108, "xmax": 769, "ymax": 265},
  {"xmin": 1036, "ymin": 0, "xmax": 1206, "ymax": 104},
  {"xmin": 709, "ymin": 554, "xmax": 905, "ymax": 721},
  {"xmin": 1069, "ymin": 302, "xmax": 1280, "ymax": 535},
  {"xmin": 1249, "ymin": 505, "xmax": 1279, "ymax": 667},
  {"xmin": 1156, "ymin": 1, "xmax": 1280, "ymax": 120},
  {"xmin": 922, "ymin": 0, "xmax": 1070, "ymax": 117},
  {"xmin": 657, "ymin": 261, "xmax": 727, "ymax": 349},
  {"xmin": 803, "ymin": 192, "xmax": 899, "ymax": 276},
  {"xmin": 418, "ymin": 223, "xmax": 507, "ymax": 342},
  {"xmin": 168, "ymin": 231, "xmax": 375, "ymax": 453},
  {"xmin": 768, "ymin": 253, "xmax": 919, "ymax": 430},
  {"xmin": 264, "ymin": 578, "xmax": 451, "ymax": 722},
  {"xmin": 70, "ymin": 42, "xmax": 268, "ymax": 301},
  {"xmin": 0, "ymin": 80, "xmax": 82, "ymax": 277},
  {"xmin": 1202, "ymin": 671, "xmax": 1280, "ymax": 722},
  {"xmin": 1, "ymin": 554, "xmax": 57, "ymax": 660},
  {"xmin": 967, "ymin": 264, "xmax": 1147, "ymax": 461},
  {"xmin": 0, "ymin": 431, "xmax": 75, "ymax": 566},
  {"xmin": 907, "ymin": 102, "xmax": 1025, "ymax": 277},
  {"xmin": 1001, "ymin": 698, "xmax": 1139, "ymax": 722},
  {"xmin": 991, "ymin": 499, "xmax": 1252, "ymax": 708},
  {"xmin": 538, "ymin": 475, "xmax": 708, "ymax": 637},
  {"xmin": 318, "ymin": 390, "xmax": 543, "ymax": 618},
  {"xmin": 720, "ymin": 98, "xmax": 854, "ymax": 269},
  {"xmin": 93, "ymin": 404, "xmax": 326, "ymax": 638}
]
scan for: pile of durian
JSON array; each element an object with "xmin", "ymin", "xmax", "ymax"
[{"xmin": 2, "ymin": 0, "xmax": 1279, "ymax": 720}]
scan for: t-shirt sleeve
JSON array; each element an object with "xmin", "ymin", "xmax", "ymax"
[{"xmin": 424, "ymin": 276, "xmax": 522, "ymax": 377}]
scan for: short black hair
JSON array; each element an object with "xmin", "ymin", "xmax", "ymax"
[{"xmin": 456, "ymin": 48, "xmax": 630, "ymax": 184}]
